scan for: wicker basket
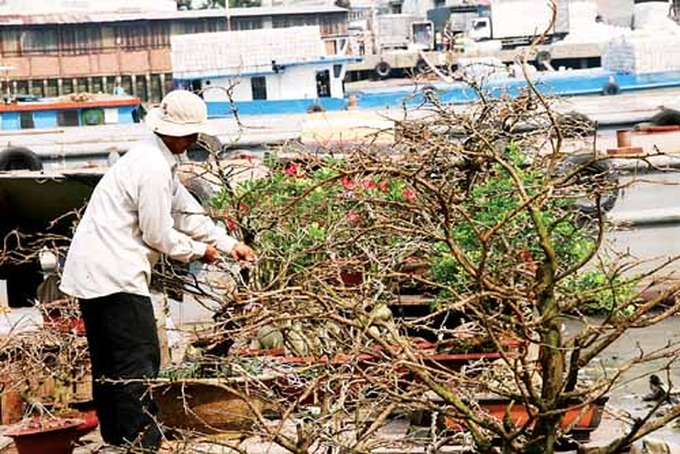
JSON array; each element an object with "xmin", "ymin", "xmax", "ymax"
[{"xmin": 152, "ymin": 378, "xmax": 271, "ymax": 434}]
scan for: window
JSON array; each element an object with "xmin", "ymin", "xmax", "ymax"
[
  {"xmin": 232, "ymin": 18, "xmax": 263, "ymax": 30},
  {"xmin": 251, "ymin": 76, "xmax": 267, "ymax": 100},
  {"xmin": 316, "ymin": 70, "xmax": 331, "ymax": 98},
  {"xmin": 82, "ymin": 108, "xmax": 105, "ymax": 126},
  {"xmin": 473, "ymin": 20, "xmax": 487, "ymax": 30},
  {"xmin": 116, "ymin": 25, "xmax": 148, "ymax": 51},
  {"xmin": 149, "ymin": 74, "xmax": 163, "ymax": 103},
  {"xmin": 19, "ymin": 113, "xmax": 34, "ymax": 129},
  {"xmin": 62, "ymin": 79, "xmax": 74, "ymax": 95},
  {"xmin": 148, "ymin": 22, "xmax": 171, "ymax": 48},
  {"xmin": 76, "ymin": 78, "xmax": 89, "ymax": 93},
  {"xmin": 57, "ymin": 110, "xmax": 80, "ymax": 127},
  {"xmin": 20, "ymin": 28, "xmax": 59, "ymax": 54},
  {"xmin": 273, "ymin": 15, "xmax": 309, "ymax": 28},
  {"xmin": 60, "ymin": 26, "xmax": 101, "ymax": 55},
  {"xmin": 1, "ymin": 30, "xmax": 20, "ymax": 56},
  {"xmin": 91, "ymin": 77, "xmax": 103, "ymax": 94},
  {"xmin": 333, "ymin": 64, "xmax": 342, "ymax": 79},
  {"xmin": 45, "ymin": 79, "xmax": 59, "ymax": 97}
]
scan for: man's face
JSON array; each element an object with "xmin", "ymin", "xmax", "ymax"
[{"xmin": 166, "ymin": 133, "xmax": 199, "ymax": 155}]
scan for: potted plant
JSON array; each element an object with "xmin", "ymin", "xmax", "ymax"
[
  {"xmin": 4, "ymin": 412, "xmax": 84, "ymax": 454},
  {"xmin": 441, "ymin": 395, "xmax": 609, "ymax": 442},
  {"xmin": 0, "ymin": 304, "xmax": 97, "ymax": 446}
]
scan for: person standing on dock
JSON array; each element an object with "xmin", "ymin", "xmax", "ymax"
[{"xmin": 60, "ymin": 89, "xmax": 255, "ymax": 453}]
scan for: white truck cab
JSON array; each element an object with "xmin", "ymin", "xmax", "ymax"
[{"xmin": 468, "ymin": 17, "xmax": 491, "ymax": 41}]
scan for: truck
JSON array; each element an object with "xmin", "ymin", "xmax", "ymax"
[
  {"xmin": 377, "ymin": 15, "xmax": 434, "ymax": 51},
  {"xmin": 466, "ymin": 0, "xmax": 569, "ymax": 49},
  {"xmin": 427, "ymin": 4, "xmax": 483, "ymax": 36}
]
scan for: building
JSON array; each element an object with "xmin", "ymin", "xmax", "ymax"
[
  {"xmin": 595, "ymin": 0, "xmax": 634, "ymax": 27},
  {"xmin": 0, "ymin": 0, "xmax": 177, "ymax": 14},
  {"xmin": 172, "ymin": 25, "xmax": 357, "ymax": 115},
  {"xmin": 0, "ymin": 6, "xmax": 349, "ymax": 102}
]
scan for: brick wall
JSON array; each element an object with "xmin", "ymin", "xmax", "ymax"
[{"xmin": 6, "ymin": 49, "xmax": 172, "ymax": 79}]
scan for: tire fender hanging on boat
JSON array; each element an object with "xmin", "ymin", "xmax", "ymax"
[
  {"xmin": 602, "ymin": 80, "xmax": 621, "ymax": 96},
  {"xmin": 374, "ymin": 61, "xmax": 391, "ymax": 78},
  {"xmin": 536, "ymin": 50, "xmax": 552, "ymax": 65},
  {"xmin": 0, "ymin": 146, "xmax": 43, "ymax": 171}
]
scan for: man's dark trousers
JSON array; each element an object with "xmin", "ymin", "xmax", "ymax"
[{"xmin": 79, "ymin": 293, "xmax": 162, "ymax": 452}]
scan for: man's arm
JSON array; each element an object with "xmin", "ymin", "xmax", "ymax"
[
  {"xmin": 138, "ymin": 168, "xmax": 208, "ymax": 262},
  {"xmin": 171, "ymin": 179, "xmax": 240, "ymax": 255}
]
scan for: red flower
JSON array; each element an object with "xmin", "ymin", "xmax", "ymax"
[
  {"xmin": 238, "ymin": 202, "xmax": 250, "ymax": 213},
  {"xmin": 377, "ymin": 181, "xmax": 388, "ymax": 192},
  {"xmin": 402, "ymin": 189, "xmax": 416, "ymax": 202},
  {"xmin": 225, "ymin": 217, "xmax": 238, "ymax": 231},
  {"xmin": 341, "ymin": 176, "xmax": 355, "ymax": 189},
  {"xmin": 347, "ymin": 210, "xmax": 360, "ymax": 223}
]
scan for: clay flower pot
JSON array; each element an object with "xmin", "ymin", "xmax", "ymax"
[
  {"xmin": 60, "ymin": 401, "xmax": 99, "ymax": 438},
  {"xmin": 5, "ymin": 417, "xmax": 85, "ymax": 454},
  {"xmin": 443, "ymin": 396, "xmax": 609, "ymax": 441},
  {"xmin": 40, "ymin": 299, "xmax": 86, "ymax": 335}
]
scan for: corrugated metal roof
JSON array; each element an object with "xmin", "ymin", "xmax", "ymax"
[{"xmin": 0, "ymin": 5, "xmax": 348, "ymax": 26}]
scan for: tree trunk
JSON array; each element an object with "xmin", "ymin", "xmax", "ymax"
[{"xmin": 528, "ymin": 262, "xmax": 564, "ymax": 454}]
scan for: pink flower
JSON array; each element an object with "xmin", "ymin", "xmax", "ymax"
[
  {"xmin": 347, "ymin": 210, "xmax": 360, "ymax": 223},
  {"xmin": 362, "ymin": 179, "xmax": 377, "ymax": 189},
  {"xmin": 377, "ymin": 181, "xmax": 388, "ymax": 192},
  {"xmin": 284, "ymin": 163, "xmax": 298, "ymax": 177},
  {"xmin": 402, "ymin": 189, "xmax": 416, "ymax": 202}
]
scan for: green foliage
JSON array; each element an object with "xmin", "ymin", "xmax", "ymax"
[
  {"xmin": 212, "ymin": 147, "xmax": 629, "ymax": 314},
  {"xmin": 567, "ymin": 269, "xmax": 637, "ymax": 316},
  {"xmin": 212, "ymin": 158, "xmax": 418, "ymax": 287}
]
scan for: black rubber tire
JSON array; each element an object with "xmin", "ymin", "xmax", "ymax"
[
  {"xmin": 556, "ymin": 153, "xmax": 619, "ymax": 215},
  {"xmin": 650, "ymin": 108, "xmax": 680, "ymax": 126},
  {"xmin": 0, "ymin": 146, "xmax": 43, "ymax": 171},
  {"xmin": 414, "ymin": 59, "xmax": 429, "ymax": 74},
  {"xmin": 374, "ymin": 61, "xmax": 391, "ymax": 78},
  {"xmin": 180, "ymin": 174, "xmax": 217, "ymax": 206},
  {"xmin": 602, "ymin": 82, "xmax": 621, "ymax": 96},
  {"xmin": 306, "ymin": 103, "xmax": 326, "ymax": 113},
  {"xmin": 422, "ymin": 85, "xmax": 438, "ymax": 103},
  {"xmin": 536, "ymin": 50, "xmax": 552, "ymax": 66}
]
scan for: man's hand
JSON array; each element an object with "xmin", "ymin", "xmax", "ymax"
[
  {"xmin": 231, "ymin": 242, "xmax": 256, "ymax": 264},
  {"xmin": 202, "ymin": 244, "xmax": 219, "ymax": 264}
]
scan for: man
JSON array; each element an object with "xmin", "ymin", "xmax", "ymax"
[{"xmin": 60, "ymin": 90, "xmax": 254, "ymax": 453}]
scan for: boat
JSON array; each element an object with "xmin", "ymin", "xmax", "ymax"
[
  {"xmin": 171, "ymin": 25, "xmax": 360, "ymax": 117},
  {"xmin": 0, "ymin": 93, "xmax": 142, "ymax": 131},
  {"xmin": 348, "ymin": 68, "xmax": 680, "ymax": 111}
]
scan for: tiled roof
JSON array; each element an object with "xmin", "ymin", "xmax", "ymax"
[{"xmin": 0, "ymin": 5, "xmax": 348, "ymax": 26}]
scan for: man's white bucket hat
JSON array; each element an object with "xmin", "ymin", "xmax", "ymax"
[{"xmin": 145, "ymin": 90, "xmax": 212, "ymax": 137}]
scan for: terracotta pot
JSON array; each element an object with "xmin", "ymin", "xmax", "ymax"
[
  {"xmin": 5, "ymin": 417, "xmax": 84, "ymax": 454},
  {"xmin": 61, "ymin": 401, "xmax": 99, "ymax": 437},
  {"xmin": 443, "ymin": 396, "xmax": 608, "ymax": 440},
  {"xmin": 152, "ymin": 378, "xmax": 271, "ymax": 434}
]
